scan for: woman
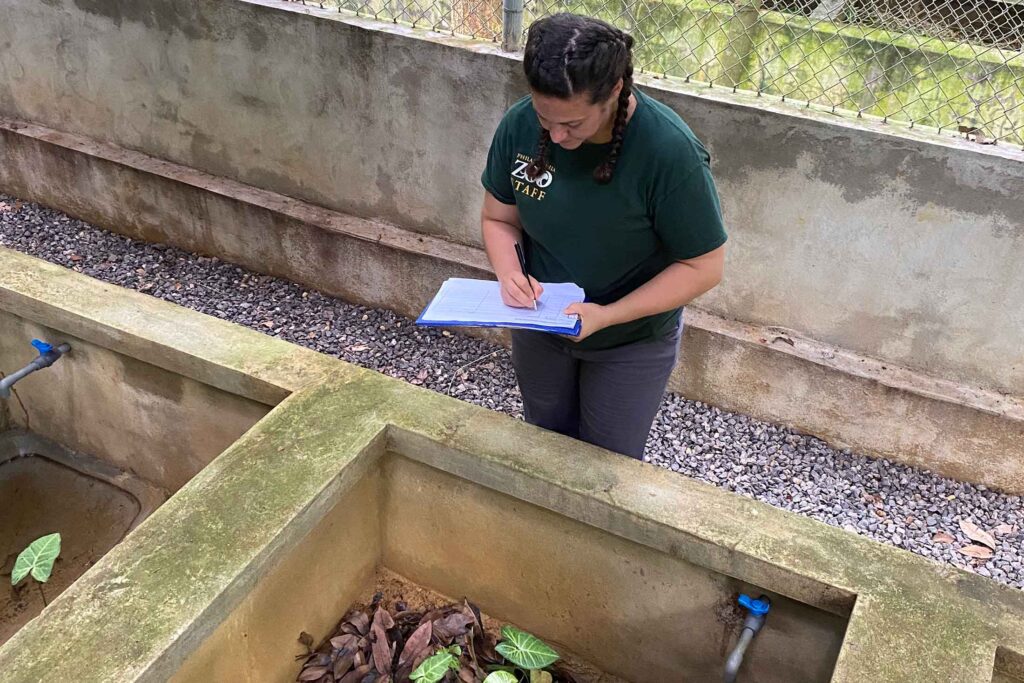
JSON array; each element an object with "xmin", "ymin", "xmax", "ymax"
[{"xmin": 480, "ymin": 13, "xmax": 727, "ymax": 460}]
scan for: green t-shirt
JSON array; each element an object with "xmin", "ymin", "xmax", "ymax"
[{"xmin": 481, "ymin": 87, "xmax": 727, "ymax": 350}]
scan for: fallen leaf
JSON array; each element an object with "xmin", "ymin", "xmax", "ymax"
[
  {"xmin": 340, "ymin": 611, "xmax": 370, "ymax": 636},
  {"xmin": 338, "ymin": 663, "xmax": 374, "ymax": 683},
  {"xmin": 530, "ymin": 670, "xmax": 554, "ymax": 683},
  {"xmin": 370, "ymin": 618, "xmax": 392, "ymax": 674},
  {"xmin": 399, "ymin": 622, "xmax": 433, "ymax": 667},
  {"xmin": 298, "ymin": 665, "xmax": 330, "ymax": 681},
  {"xmin": 331, "ymin": 634, "xmax": 360, "ymax": 651},
  {"xmin": 932, "ymin": 531, "xmax": 955, "ymax": 544},
  {"xmin": 994, "ymin": 524, "xmax": 1015, "ymax": 536},
  {"xmin": 333, "ymin": 652, "xmax": 355, "ymax": 678},
  {"xmin": 433, "ymin": 612, "xmax": 474, "ymax": 642},
  {"xmin": 958, "ymin": 545, "xmax": 994, "ymax": 560},
  {"xmin": 374, "ymin": 606, "xmax": 395, "ymax": 631},
  {"xmin": 349, "ymin": 344, "xmax": 369, "ymax": 352},
  {"xmin": 959, "ymin": 519, "xmax": 997, "ymax": 550}
]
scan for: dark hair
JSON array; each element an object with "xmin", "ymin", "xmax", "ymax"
[{"xmin": 523, "ymin": 13, "xmax": 635, "ymax": 185}]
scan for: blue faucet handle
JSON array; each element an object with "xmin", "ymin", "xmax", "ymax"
[
  {"xmin": 739, "ymin": 594, "xmax": 771, "ymax": 616},
  {"xmin": 31, "ymin": 339, "xmax": 53, "ymax": 355}
]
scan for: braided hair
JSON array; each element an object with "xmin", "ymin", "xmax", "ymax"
[{"xmin": 523, "ymin": 13, "xmax": 635, "ymax": 185}]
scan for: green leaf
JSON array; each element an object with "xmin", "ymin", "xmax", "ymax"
[
  {"xmin": 447, "ymin": 644, "xmax": 463, "ymax": 659},
  {"xmin": 495, "ymin": 626, "xmax": 559, "ymax": 670},
  {"xmin": 411, "ymin": 651, "xmax": 458, "ymax": 683},
  {"xmin": 11, "ymin": 533, "xmax": 61, "ymax": 586},
  {"xmin": 484, "ymin": 672, "xmax": 519, "ymax": 683}
]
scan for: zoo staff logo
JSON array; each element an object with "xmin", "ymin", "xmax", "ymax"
[{"xmin": 511, "ymin": 153, "xmax": 553, "ymax": 201}]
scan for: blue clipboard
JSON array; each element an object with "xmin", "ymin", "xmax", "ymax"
[{"xmin": 415, "ymin": 279, "xmax": 585, "ymax": 335}]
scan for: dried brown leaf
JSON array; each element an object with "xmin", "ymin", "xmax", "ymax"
[
  {"xmin": 348, "ymin": 611, "xmax": 370, "ymax": 635},
  {"xmin": 399, "ymin": 622, "xmax": 433, "ymax": 667},
  {"xmin": 298, "ymin": 666, "xmax": 330, "ymax": 681},
  {"xmin": 959, "ymin": 519, "xmax": 997, "ymax": 550},
  {"xmin": 959, "ymin": 544, "xmax": 994, "ymax": 560},
  {"xmin": 932, "ymin": 531, "xmax": 955, "ymax": 544},
  {"xmin": 374, "ymin": 606, "xmax": 396, "ymax": 631},
  {"xmin": 334, "ymin": 652, "xmax": 355, "ymax": 678},
  {"xmin": 331, "ymin": 634, "xmax": 359, "ymax": 651},
  {"xmin": 458, "ymin": 666, "xmax": 478, "ymax": 683},
  {"xmin": 995, "ymin": 524, "xmax": 1015, "ymax": 536},
  {"xmin": 339, "ymin": 663, "xmax": 374, "ymax": 683},
  {"xmin": 371, "ymin": 619, "xmax": 392, "ymax": 675},
  {"xmin": 433, "ymin": 613, "xmax": 474, "ymax": 642}
]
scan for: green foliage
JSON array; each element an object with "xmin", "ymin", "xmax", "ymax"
[{"xmin": 11, "ymin": 533, "xmax": 61, "ymax": 586}]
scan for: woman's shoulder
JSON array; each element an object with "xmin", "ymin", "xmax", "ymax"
[{"xmin": 631, "ymin": 88, "xmax": 710, "ymax": 172}]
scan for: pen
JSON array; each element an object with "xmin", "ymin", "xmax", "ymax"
[{"xmin": 514, "ymin": 241, "xmax": 537, "ymax": 310}]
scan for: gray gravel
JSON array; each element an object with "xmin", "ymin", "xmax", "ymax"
[{"xmin": 1, "ymin": 193, "xmax": 1021, "ymax": 589}]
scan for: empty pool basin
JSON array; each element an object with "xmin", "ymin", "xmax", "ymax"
[{"xmin": 0, "ymin": 429, "xmax": 166, "ymax": 644}]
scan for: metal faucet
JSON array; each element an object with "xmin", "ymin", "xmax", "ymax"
[{"xmin": 0, "ymin": 339, "xmax": 72, "ymax": 398}]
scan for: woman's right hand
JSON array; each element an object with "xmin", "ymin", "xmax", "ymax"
[{"xmin": 500, "ymin": 272, "xmax": 544, "ymax": 308}]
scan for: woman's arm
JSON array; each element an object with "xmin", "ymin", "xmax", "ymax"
[
  {"xmin": 565, "ymin": 244, "xmax": 726, "ymax": 341},
  {"xmin": 481, "ymin": 191, "xmax": 544, "ymax": 308}
]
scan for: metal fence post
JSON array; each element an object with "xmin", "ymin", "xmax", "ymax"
[{"xmin": 502, "ymin": 0, "xmax": 524, "ymax": 52}]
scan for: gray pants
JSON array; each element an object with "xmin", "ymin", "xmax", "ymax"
[{"xmin": 510, "ymin": 325, "xmax": 681, "ymax": 460}]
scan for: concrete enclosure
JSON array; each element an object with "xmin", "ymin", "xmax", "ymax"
[
  {"xmin": 0, "ymin": 248, "xmax": 1021, "ymax": 682},
  {"xmin": 0, "ymin": 0, "xmax": 1022, "ymax": 490},
  {"xmin": 174, "ymin": 452, "xmax": 848, "ymax": 683}
]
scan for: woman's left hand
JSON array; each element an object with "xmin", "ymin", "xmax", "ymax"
[{"xmin": 563, "ymin": 302, "xmax": 615, "ymax": 342}]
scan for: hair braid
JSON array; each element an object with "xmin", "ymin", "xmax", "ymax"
[
  {"xmin": 594, "ymin": 55, "xmax": 632, "ymax": 184},
  {"xmin": 525, "ymin": 129, "xmax": 551, "ymax": 181}
]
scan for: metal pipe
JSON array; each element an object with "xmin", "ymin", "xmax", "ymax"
[{"xmin": 502, "ymin": 0, "xmax": 524, "ymax": 52}]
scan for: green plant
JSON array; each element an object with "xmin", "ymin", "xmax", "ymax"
[
  {"xmin": 11, "ymin": 533, "xmax": 61, "ymax": 607},
  {"xmin": 411, "ymin": 645, "xmax": 462, "ymax": 683},
  {"xmin": 484, "ymin": 626, "xmax": 560, "ymax": 682},
  {"xmin": 483, "ymin": 672, "xmax": 519, "ymax": 683}
]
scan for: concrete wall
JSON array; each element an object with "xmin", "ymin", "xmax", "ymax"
[
  {"xmin": 1, "ymin": 0, "xmax": 1021, "ymax": 397},
  {"xmin": 0, "ymin": 310, "xmax": 270, "ymax": 492}
]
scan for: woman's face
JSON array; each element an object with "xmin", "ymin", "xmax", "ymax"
[{"xmin": 531, "ymin": 83, "xmax": 622, "ymax": 149}]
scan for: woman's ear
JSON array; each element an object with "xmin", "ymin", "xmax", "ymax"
[{"xmin": 610, "ymin": 77, "xmax": 624, "ymax": 101}]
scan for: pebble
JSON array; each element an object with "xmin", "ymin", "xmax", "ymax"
[{"xmin": 1, "ymin": 194, "xmax": 1022, "ymax": 590}]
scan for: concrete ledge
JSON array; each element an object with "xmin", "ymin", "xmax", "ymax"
[
  {"xmin": 0, "ymin": 253, "xmax": 1020, "ymax": 681},
  {"xmin": 3, "ymin": 118, "xmax": 1023, "ymax": 492}
]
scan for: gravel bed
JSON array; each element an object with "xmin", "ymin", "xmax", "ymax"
[{"xmin": 1, "ymin": 193, "xmax": 1021, "ymax": 589}]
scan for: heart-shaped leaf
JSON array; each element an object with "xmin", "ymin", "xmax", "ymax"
[
  {"xmin": 484, "ymin": 672, "xmax": 519, "ymax": 683},
  {"xmin": 531, "ymin": 670, "xmax": 553, "ymax": 683},
  {"xmin": 12, "ymin": 533, "xmax": 61, "ymax": 585},
  {"xmin": 411, "ymin": 651, "xmax": 459, "ymax": 683},
  {"xmin": 495, "ymin": 626, "xmax": 559, "ymax": 670}
]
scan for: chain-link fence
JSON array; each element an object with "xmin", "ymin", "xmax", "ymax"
[{"xmin": 317, "ymin": 0, "xmax": 1024, "ymax": 147}]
